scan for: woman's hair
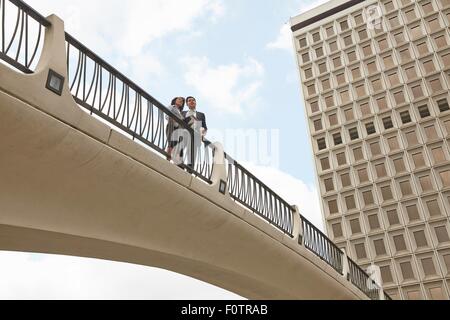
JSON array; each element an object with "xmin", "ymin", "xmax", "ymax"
[{"xmin": 171, "ymin": 97, "xmax": 185, "ymax": 109}]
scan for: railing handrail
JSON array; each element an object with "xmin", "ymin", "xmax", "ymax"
[
  {"xmin": 8, "ymin": 0, "xmax": 51, "ymax": 27},
  {"xmin": 224, "ymin": 152, "xmax": 293, "ymax": 210},
  {"xmin": 65, "ymin": 32, "xmax": 185, "ymax": 129},
  {"xmin": 300, "ymin": 214, "xmax": 342, "ymax": 253}
]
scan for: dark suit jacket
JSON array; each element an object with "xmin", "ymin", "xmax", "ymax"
[{"xmin": 182, "ymin": 111, "xmax": 208, "ymax": 131}]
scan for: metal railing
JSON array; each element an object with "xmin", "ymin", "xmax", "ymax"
[
  {"xmin": 301, "ymin": 215, "xmax": 343, "ymax": 274},
  {"xmin": 224, "ymin": 153, "xmax": 294, "ymax": 237},
  {"xmin": 0, "ymin": 0, "xmax": 49, "ymax": 73},
  {"xmin": 347, "ymin": 258, "xmax": 381, "ymax": 300},
  {"xmin": 65, "ymin": 32, "xmax": 214, "ymax": 184}
]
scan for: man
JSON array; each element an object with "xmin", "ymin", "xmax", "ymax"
[
  {"xmin": 183, "ymin": 96, "xmax": 208, "ymax": 139},
  {"xmin": 182, "ymin": 96, "xmax": 208, "ymax": 166}
]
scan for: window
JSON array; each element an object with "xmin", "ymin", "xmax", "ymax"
[
  {"xmin": 394, "ymin": 234, "xmax": 407, "ymax": 252},
  {"xmin": 383, "ymin": 117, "xmax": 394, "ymax": 129},
  {"xmin": 432, "ymin": 147, "xmax": 446, "ymax": 163},
  {"xmin": 400, "ymin": 261, "xmax": 415, "ymax": 280},
  {"xmin": 333, "ymin": 56, "xmax": 342, "ymax": 68},
  {"xmin": 380, "ymin": 266, "xmax": 393, "ymax": 283},
  {"xmin": 332, "ymin": 223, "xmax": 343, "ymax": 238},
  {"xmin": 353, "ymin": 147, "xmax": 364, "ymax": 161},
  {"xmin": 358, "ymin": 168, "xmax": 369, "ymax": 183},
  {"xmin": 316, "ymin": 47, "xmax": 324, "ymax": 58},
  {"xmin": 336, "ymin": 73, "xmax": 346, "ymax": 84},
  {"xmin": 387, "ymin": 209, "xmax": 400, "ymax": 226},
  {"xmin": 374, "ymin": 239, "xmax": 387, "ymax": 255},
  {"xmin": 325, "ymin": 95, "xmax": 334, "ymax": 108},
  {"xmin": 366, "ymin": 122, "xmax": 376, "ymax": 135},
  {"xmin": 394, "ymin": 32, "xmax": 405, "ymax": 45},
  {"xmin": 394, "ymin": 91, "xmax": 405, "ymax": 104},
  {"xmin": 347, "ymin": 50, "xmax": 357, "ymax": 61},
  {"xmin": 406, "ymin": 131, "xmax": 419, "ymax": 145},
  {"xmin": 412, "ymin": 152, "xmax": 426, "ymax": 168},
  {"xmin": 328, "ymin": 200, "xmax": 339, "ymax": 214},
  {"xmin": 314, "ymin": 119, "xmax": 323, "ymax": 131},
  {"xmin": 345, "ymin": 108, "xmax": 354, "ymax": 121},
  {"xmin": 372, "ymin": 78, "xmax": 383, "ymax": 92},
  {"xmin": 371, "ymin": 142, "xmax": 382, "ymax": 155},
  {"xmin": 417, "ymin": 42, "xmax": 429, "ymax": 56},
  {"xmin": 423, "ymin": 60, "xmax": 435, "ymax": 74},
  {"xmin": 405, "ymin": 66, "xmax": 417, "ymax": 80},
  {"xmin": 440, "ymin": 170, "xmax": 450, "ymax": 187},
  {"xmin": 388, "ymin": 73, "xmax": 400, "ymax": 86},
  {"xmin": 322, "ymin": 78, "xmax": 330, "ymax": 90},
  {"xmin": 430, "ymin": 78, "xmax": 443, "ymax": 92},
  {"xmin": 421, "ymin": 1, "xmax": 434, "ymax": 14},
  {"xmin": 419, "ymin": 176, "xmax": 433, "ymax": 192},
  {"xmin": 434, "ymin": 226, "xmax": 450, "ymax": 243},
  {"xmin": 383, "ymin": 55, "xmax": 395, "ymax": 69},
  {"xmin": 326, "ymin": 26, "xmax": 334, "ymax": 37},
  {"xmin": 406, "ymin": 204, "xmax": 420, "ymax": 221},
  {"xmin": 304, "ymin": 68, "xmax": 313, "ymax": 79},
  {"xmin": 350, "ymin": 218, "xmax": 362, "ymax": 234},
  {"xmin": 337, "ymin": 152, "xmax": 347, "ymax": 166},
  {"xmin": 355, "ymin": 243, "xmax": 367, "ymax": 259},
  {"xmin": 360, "ymin": 103, "xmax": 371, "ymax": 116},
  {"xmin": 349, "ymin": 128, "xmax": 359, "ymax": 140},
  {"xmin": 299, "ymin": 38, "xmax": 307, "ymax": 48},
  {"xmin": 313, "ymin": 31, "xmax": 321, "ymax": 42},
  {"xmin": 394, "ymin": 158, "xmax": 406, "ymax": 173},
  {"xmin": 363, "ymin": 190, "xmax": 375, "ymax": 206},
  {"xmin": 346, "ymin": 195, "xmax": 356, "ymax": 210},
  {"xmin": 302, "ymin": 52, "xmax": 310, "ymax": 64},
  {"xmin": 362, "ymin": 44, "xmax": 372, "ymax": 57},
  {"xmin": 320, "ymin": 158, "xmax": 330, "ymax": 171},
  {"xmin": 329, "ymin": 113, "xmax": 338, "ymax": 126},
  {"xmin": 340, "ymin": 20, "xmax": 349, "ymax": 31},
  {"xmin": 329, "ymin": 41, "xmax": 338, "ymax": 52},
  {"xmin": 310, "ymin": 101, "xmax": 319, "ymax": 113},
  {"xmin": 376, "ymin": 163, "xmax": 388, "ymax": 177},
  {"xmin": 405, "ymin": 9, "xmax": 417, "ymax": 22},
  {"xmin": 368, "ymin": 214, "xmax": 380, "ymax": 230},
  {"xmin": 358, "ymin": 30, "xmax": 368, "ymax": 41},
  {"xmin": 319, "ymin": 62, "xmax": 328, "ymax": 74},
  {"xmin": 427, "ymin": 200, "xmax": 441, "ymax": 216},
  {"xmin": 401, "ymin": 111, "xmax": 412, "ymax": 124},
  {"xmin": 438, "ymin": 99, "xmax": 450, "ymax": 112},
  {"xmin": 413, "ymin": 230, "xmax": 428, "ymax": 248},
  {"xmin": 418, "ymin": 105, "xmax": 430, "ymax": 118},
  {"xmin": 333, "ymin": 133, "xmax": 343, "ymax": 146},
  {"xmin": 367, "ymin": 61, "xmax": 377, "ymax": 73},
  {"xmin": 351, "ymin": 66, "xmax": 361, "ymax": 79},
  {"xmin": 411, "ymin": 84, "xmax": 424, "ymax": 99},
  {"xmin": 388, "ymin": 136, "xmax": 400, "ymax": 151},
  {"xmin": 324, "ymin": 178, "xmax": 334, "ymax": 192},
  {"xmin": 377, "ymin": 97, "xmax": 388, "ymax": 110},
  {"xmin": 421, "ymin": 258, "xmax": 437, "ymax": 276},
  {"xmin": 341, "ymin": 173, "xmax": 352, "ymax": 187},
  {"xmin": 381, "ymin": 185, "xmax": 394, "ymax": 201},
  {"xmin": 318, "ymin": 138, "xmax": 327, "ymax": 150},
  {"xmin": 433, "ymin": 34, "xmax": 448, "ymax": 48},
  {"xmin": 400, "ymin": 47, "xmax": 411, "ymax": 62},
  {"xmin": 307, "ymin": 84, "xmax": 316, "ymax": 96},
  {"xmin": 400, "ymin": 180, "xmax": 413, "ymax": 196}
]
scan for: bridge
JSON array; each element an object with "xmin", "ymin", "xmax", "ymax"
[{"xmin": 0, "ymin": 0, "xmax": 390, "ymax": 300}]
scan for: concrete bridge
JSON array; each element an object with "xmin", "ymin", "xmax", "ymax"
[{"xmin": 0, "ymin": 0, "xmax": 389, "ymax": 300}]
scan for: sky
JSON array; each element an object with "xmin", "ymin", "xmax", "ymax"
[{"xmin": 0, "ymin": 0, "xmax": 330, "ymax": 300}]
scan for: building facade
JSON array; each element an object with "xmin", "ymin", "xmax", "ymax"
[{"xmin": 291, "ymin": 0, "xmax": 450, "ymax": 299}]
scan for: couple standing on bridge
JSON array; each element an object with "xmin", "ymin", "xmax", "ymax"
[{"xmin": 166, "ymin": 96, "xmax": 208, "ymax": 164}]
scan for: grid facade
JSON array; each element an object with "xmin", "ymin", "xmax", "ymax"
[{"xmin": 292, "ymin": 0, "xmax": 450, "ymax": 300}]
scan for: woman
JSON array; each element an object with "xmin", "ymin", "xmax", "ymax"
[{"xmin": 166, "ymin": 97, "xmax": 185, "ymax": 161}]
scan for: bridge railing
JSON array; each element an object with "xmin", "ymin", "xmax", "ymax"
[
  {"xmin": 65, "ymin": 32, "xmax": 214, "ymax": 184},
  {"xmin": 0, "ymin": 0, "xmax": 49, "ymax": 73},
  {"xmin": 224, "ymin": 153, "xmax": 294, "ymax": 237},
  {"xmin": 347, "ymin": 257, "xmax": 382, "ymax": 300},
  {"xmin": 0, "ymin": 0, "xmax": 393, "ymax": 300},
  {"xmin": 300, "ymin": 215, "xmax": 343, "ymax": 274}
]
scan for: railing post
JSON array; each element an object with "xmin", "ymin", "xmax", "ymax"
[
  {"xmin": 366, "ymin": 264, "xmax": 385, "ymax": 300},
  {"xmin": 291, "ymin": 206, "xmax": 302, "ymax": 245},
  {"xmin": 210, "ymin": 142, "xmax": 228, "ymax": 193},
  {"xmin": 341, "ymin": 248, "xmax": 349, "ymax": 280}
]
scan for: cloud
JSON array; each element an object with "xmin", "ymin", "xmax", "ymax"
[
  {"xmin": 266, "ymin": 24, "xmax": 293, "ymax": 51},
  {"xmin": 0, "ymin": 252, "xmax": 244, "ymax": 300},
  {"xmin": 180, "ymin": 56, "xmax": 264, "ymax": 114},
  {"xmin": 27, "ymin": 0, "xmax": 224, "ymax": 55},
  {"xmin": 242, "ymin": 164, "xmax": 324, "ymax": 232}
]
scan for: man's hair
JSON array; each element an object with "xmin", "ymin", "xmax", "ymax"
[{"xmin": 186, "ymin": 96, "xmax": 196, "ymax": 103}]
